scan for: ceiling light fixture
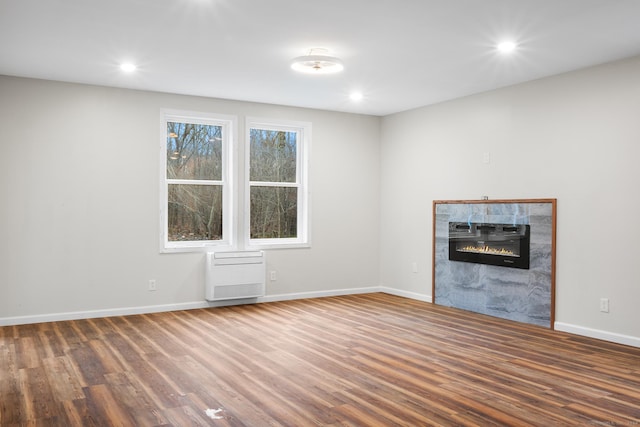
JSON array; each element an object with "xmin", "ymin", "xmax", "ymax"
[
  {"xmin": 291, "ymin": 48, "xmax": 344, "ymax": 74},
  {"xmin": 497, "ymin": 41, "xmax": 517, "ymax": 54},
  {"xmin": 120, "ymin": 63, "xmax": 137, "ymax": 72},
  {"xmin": 350, "ymin": 92, "xmax": 363, "ymax": 101}
]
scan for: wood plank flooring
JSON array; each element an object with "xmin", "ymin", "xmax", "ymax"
[{"xmin": 1, "ymin": 293, "xmax": 639, "ymax": 426}]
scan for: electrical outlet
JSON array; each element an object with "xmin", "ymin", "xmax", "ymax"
[
  {"xmin": 599, "ymin": 298, "xmax": 609, "ymax": 313},
  {"xmin": 412, "ymin": 262, "xmax": 418, "ymax": 273},
  {"xmin": 270, "ymin": 271, "xmax": 277, "ymax": 281},
  {"xmin": 148, "ymin": 279, "xmax": 157, "ymax": 291}
]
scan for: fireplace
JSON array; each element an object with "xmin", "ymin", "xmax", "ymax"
[{"xmin": 448, "ymin": 222, "xmax": 530, "ymax": 269}]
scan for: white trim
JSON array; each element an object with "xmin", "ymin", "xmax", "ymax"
[
  {"xmin": 244, "ymin": 117, "xmax": 311, "ymax": 250},
  {"xmin": 554, "ymin": 322, "xmax": 640, "ymax": 348},
  {"xmin": 249, "ymin": 181, "xmax": 298, "ymax": 188},
  {"xmin": 166, "ymin": 179, "xmax": 224, "ymax": 186},
  {"xmin": 160, "ymin": 109, "xmax": 237, "ymax": 253},
  {"xmin": 0, "ymin": 301, "xmax": 211, "ymax": 327},
  {"xmin": 0, "ymin": 287, "xmax": 380, "ymax": 326},
  {"xmin": 3, "ymin": 291, "xmax": 638, "ymax": 350},
  {"xmin": 257, "ymin": 286, "xmax": 381, "ymax": 303},
  {"xmin": 379, "ymin": 287, "xmax": 433, "ymax": 303},
  {"xmin": 245, "ymin": 238, "xmax": 311, "ymax": 250}
]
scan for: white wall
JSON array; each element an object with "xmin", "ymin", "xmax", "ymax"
[
  {"xmin": 0, "ymin": 76, "xmax": 381, "ymax": 322},
  {"xmin": 3, "ymin": 55, "xmax": 640, "ymax": 347},
  {"xmin": 380, "ymin": 56, "xmax": 640, "ymax": 345}
]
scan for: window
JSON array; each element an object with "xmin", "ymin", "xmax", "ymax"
[
  {"xmin": 160, "ymin": 112, "xmax": 309, "ymax": 252},
  {"xmin": 160, "ymin": 110, "xmax": 235, "ymax": 251},
  {"xmin": 246, "ymin": 118, "xmax": 310, "ymax": 248}
]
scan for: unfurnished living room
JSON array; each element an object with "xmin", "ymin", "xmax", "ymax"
[{"xmin": 1, "ymin": 0, "xmax": 639, "ymax": 425}]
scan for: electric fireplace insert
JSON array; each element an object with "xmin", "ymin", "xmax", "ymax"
[{"xmin": 448, "ymin": 222, "xmax": 530, "ymax": 269}]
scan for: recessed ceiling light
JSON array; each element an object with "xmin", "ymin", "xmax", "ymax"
[
  {"xmin": 350, "ymin": 92, "xmax": 363, "ymax": 101},
  {"xmin": 497, "ymin": 41, "xmax": 517, "ymax": 54},
  {"xmin": 291, "ymin": 48, "xmax": 344, "ymax": 74},
  {"xmin": 120, "ymin": 63, "xmax": 137, "ymax": 72}
]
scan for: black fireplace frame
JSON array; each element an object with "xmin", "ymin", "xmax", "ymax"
[{"xmin": 448, "ymin": 222, "xmax": 530, "ymax": 269}]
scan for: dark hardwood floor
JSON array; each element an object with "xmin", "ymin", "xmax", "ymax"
[{"xmin": 1, "ymin": 293, "xmax": 639, "ymax": 426}]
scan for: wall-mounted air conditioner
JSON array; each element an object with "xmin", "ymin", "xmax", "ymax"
[{"xmin": 205, "ymin": 251, "xmax": 265, "ymax": 301}]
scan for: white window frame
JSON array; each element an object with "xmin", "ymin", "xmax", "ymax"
[
  {"xmin": 160, "ymin": 109, "xmax": 237, "ymax": 253},
  {"xmin": 244, "ymin": 117, "xmax": 311, "ymax": 249}
]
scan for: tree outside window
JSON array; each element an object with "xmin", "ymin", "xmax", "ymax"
[
  {"xmin": 167, "ymin": 122, "xmax": 223, "ymax": 241},
  {"xmin": 249, "ymin": 128, "xmax": 298, "ymax": 239},
  {"xmin": 247, "ymin": 119, "xmax": 310, "ymax": 248},
  {"xmin": 161, "ymin": 111, "xmax": 234, "ymax": 251},
  {"xmin": 160, "ymin": 112, "xmax": 308, "ymax": 252}
]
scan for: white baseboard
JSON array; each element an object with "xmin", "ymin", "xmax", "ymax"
[
  {"xmin": 0, "ymin": 287, "xmax": 383, "ymax": 326},
  {"xmin": 5, "ymin": 291, "xmax": 637, "ymax": 350},
  {"xmin": 258, "ymin": 286, "xmax": 382, "ymax": 303},
  {"xmin": 554, "ymin": 322, "xmax": 640, "ymax": 348},
  {"xmin": 379, "ymin": 287, "xmax": 432, "ymax": 303},
  {"xmin": 0, "ymin": 301, "xmax": 211, "ymax": 327}
]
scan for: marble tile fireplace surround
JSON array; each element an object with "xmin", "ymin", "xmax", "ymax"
[{"xmin": 433, "ymin": 199, "xmax": 556, "ymax": 328}]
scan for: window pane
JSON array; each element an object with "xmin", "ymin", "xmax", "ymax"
[
  {"xmin": 250, "ymin": 186, "xmax": 297, "ymax": 239},
  {"xmin": 167, "ymin": 122, "xmax": 222, "ymax": 180},
  {"xmin": 250, "ymin": 128, "xmax": 296, "ymax": 182},
  {"xmin": 168, "ymin": 184, "xmax": 223, "ymax": 241}
]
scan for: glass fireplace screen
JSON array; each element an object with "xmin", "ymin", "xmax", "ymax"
[{"xmin": 448, "ymin": 222, "xmax": 530, "ymax": 269}]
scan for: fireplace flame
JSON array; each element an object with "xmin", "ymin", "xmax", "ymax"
[{"xmin": 459, "ymin": 245, "xmax": 517, "ymax": 257}]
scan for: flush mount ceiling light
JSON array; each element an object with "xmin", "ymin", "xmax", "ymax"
[
  {"xmin": 349, "ymin": 91, "xmax": 363, "ymax": 101},
  {"xmin": 119, "ymin": 62, "xmax": 137, "ymax": 72},
  {"xmin": 497, "ymin": 41, "xmax": 518, "ymax": 54},
  {"xmin": 291, "ymin": 48, "xmax": 344, "ymax": 74}
]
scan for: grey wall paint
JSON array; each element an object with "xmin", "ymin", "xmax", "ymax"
[
  {"xmin": 0, "ymin": 76, "xmax": 381, "ymax": 319},
  {"xmin": 380, "ymin": 55, "xmax": 640, "ymax": 340}
]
